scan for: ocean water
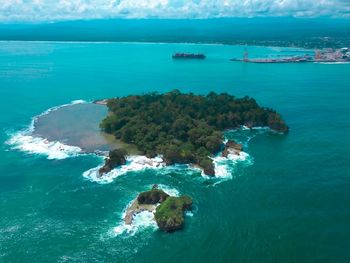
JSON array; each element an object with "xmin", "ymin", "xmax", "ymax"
[{"xmin": 0, "ymin": 41, "xmax": 350, "ymax": 262}]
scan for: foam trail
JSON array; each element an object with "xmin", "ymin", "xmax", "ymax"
[
  {"xmin": 6, "ymin": 100, "xmax": 87, "ymax": 159},
  {"xmin": 7, "ymin": 134, "xmax": 82, "ymax": 160},
  {"xmin": 156, "ymin": 184, "xmax": 179, "ymax": 197},
  {"xmin": 83, "ymin": 155, "xmax": 166, "ymax": 184},
  {"xmin": 85, "ymin": 126, "xmax": 269, "ymax": 183},
  {"xmin": 113, "ymin": 210, "xmax": 158, "ymax": 237},
  {"xmin": 213, "ymin": 150, "xmax": 251, "ymax": 179}
]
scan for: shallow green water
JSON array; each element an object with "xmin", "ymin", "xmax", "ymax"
[{"xmin": 0, "ymin": 41, "xmax": 350, "ymax": 262}]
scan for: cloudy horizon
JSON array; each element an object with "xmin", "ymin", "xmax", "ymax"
[{"xmin": 0, "ymin": 0, "xmax": 350, "ymax": 22}]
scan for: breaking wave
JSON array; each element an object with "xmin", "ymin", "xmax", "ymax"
[
  {"xmin": 6, "ymin": 100, "xmax": 269, "ymax": 184},
  {"xmin": 113, "ymin": 210, "xmax": 158, "ymax": 237},
  {"xmin": 83, "ymin": 155, "xmax": 166, "ymax": 184},
  {"xmin": 5, "ymin": 100, "xmax": 87, "ymax": 159},
  {"xmin": 6, "ymin": 134, "xmax": 82, "ymax": 160},
  {"xmin": 112, "ymin": 185, "xmax": 179, "ymax": 237},
  {"xmin": 82, "ymin": 127, "xmax": 264, "ymax": 184},
  {"xmin": 209, "ymin": 150, "xmax": 252, "ymax": 179}
]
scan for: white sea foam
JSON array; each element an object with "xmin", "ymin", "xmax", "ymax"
[
  {"xmin": 186, "ymin": 211, "xmax": 194, "ymax": 217},
  {"xmin": 206, "ymin": 150, "xmax": 252, "ymax": 179},
  {"xmin": 6, "ymin": 100, "xmax": 87, "ymax": 160},
  {"xmin": 112, "ymin": 184, "xmax": 182, "ymax": 237},
  {"xmin": 83, "ymin": 155, "xmax": 166, "ymax": 184},
  {"xmin": 156, "ymin": 184, "xmax": 179, "ymax": 197},
  {"xmin": 6, "ymin": 134, "xmax": 82, "ymax": 159},
  {"xmin": 84, "ymin": 126, "xmax": 271, "ymax": 183},
  {"xmin": 113, "ymin": 210, "xmax": 158, "ymax": 237},
  {"xmin": 241, "ymin": 125, "xmax": 271, "ymax": 131}
]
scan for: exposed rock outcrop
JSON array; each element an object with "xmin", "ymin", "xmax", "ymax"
[
  {"xmin": 137, "ymin": 189, "xmax": 169, "ymax": 205},
  {"xmin": 154, "ymin": 195, "xmax": 193, "ymax": 232},
  {"xmin": 123, "ymin": 187, "xmax": 193, "ymax": 232},
  {"xmin": 98, "ymin": 148, "xmax": 127, "ymax": 176},
  {"xmin": 222, "ymin": 140, "xmax": 243, "ymax": 157}
]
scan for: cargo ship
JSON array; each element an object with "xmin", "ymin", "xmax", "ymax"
[{"xmin": 172, "ymin": 53, "xmax": 206, "ymax": 59}]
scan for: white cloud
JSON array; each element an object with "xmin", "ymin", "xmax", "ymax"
[{"xmin": 0, "ymin": 0, "xmax": 349, "ymax": 22}]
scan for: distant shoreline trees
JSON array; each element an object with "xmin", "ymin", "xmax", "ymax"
[{"xmin": 100, "ymin": 90, "xmax": 288, "ymax": 175}]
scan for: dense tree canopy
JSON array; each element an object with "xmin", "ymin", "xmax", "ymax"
[{"xmin": 100, "ymin": 90, "xmax": 288, "ymax": 175}]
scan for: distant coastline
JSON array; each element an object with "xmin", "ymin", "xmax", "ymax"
[
  {"xmin": 0, "ymin": 39, "xmax": 344, "ymax": 50},
  {"xmin": 1, "ymin": 18, "xmax": 349, "ymax": 49}
]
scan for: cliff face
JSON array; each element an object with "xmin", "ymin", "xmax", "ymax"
[{"xmin": 154, "ymin": 196, "xmax": 193, "ymax": 232}]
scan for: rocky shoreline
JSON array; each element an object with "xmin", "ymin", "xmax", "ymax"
[
  {"xmin": 98, "ymin": 139, "xmax": 245, "ymax": 178},
  {"xmin": 123, "ymin": 186, "xmax": 192, "ymax": 232}
]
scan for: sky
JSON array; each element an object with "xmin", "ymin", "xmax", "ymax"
[{"xmin": 0, "ymin": 0, "xmax": 349, "ymax": 22}]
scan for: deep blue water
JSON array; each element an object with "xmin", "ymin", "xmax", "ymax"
[{"xmin": 0, "ymin": 41, "xmax": 350, "ymax": 262}]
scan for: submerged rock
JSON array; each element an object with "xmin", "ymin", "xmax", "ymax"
[
  {"xmin": 99, "ymin": 148, "xmax": 127, "ymax": 176},
  {"xmin": 154, "ymin": 196, "xmax": 193, "ymax": 232}
]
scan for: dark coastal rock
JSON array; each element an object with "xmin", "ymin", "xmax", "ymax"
[
  {"xmin": 222, "ymin": 140, "xmax": 243, "ymax": 157},
  {"xmin": 244, "ymin": 122, "xmax": 254, "ymax": 129},
  {"xmin": 98, "ymin": 148, "xmax": 127, "ymax": 176},
  {"xmin": 198, "ymin": 157, "xmax": 215, "ymax": 176},
  {"xmin": 267, "ymin": 112, "xmax": 289, "ymax": 133},
  {"xmin": 137, "ymin": 189, "xmax": 169, "ymax": 205},
  {"xmin": 154, "ymin": 196, "xmax": 193, "ymax": 232},
  {"xmin": 268, "ymin": 121, "xmax": 289, "ymax": 133}
]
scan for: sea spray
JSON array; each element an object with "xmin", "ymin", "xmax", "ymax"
[
  {"xmin": 210, "ymin": 150, "xmax": 252, "ymax": 179},
  {"xmin": 6, "ymin": 134, "xmax": 82, "ymax": 160},
  {"xmin": 83, "ymin": 155, "xmax": 166, "ymax": 184},
  {"xmin": 113, "ymin": 210, "xmax": 158, "ymax": 237}
]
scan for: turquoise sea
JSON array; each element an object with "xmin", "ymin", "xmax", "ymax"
[{"xmin": 0, "ymin": 41, "xmax": 350, "ymax": 262}]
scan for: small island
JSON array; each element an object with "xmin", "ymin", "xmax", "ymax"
[
  {"xmin": 99, "ymin": 90, "xmax": 288, "ymax": 176},
  {"xmin": 124, "ymin": 186, "xmax": 192, "ymax": 232}
]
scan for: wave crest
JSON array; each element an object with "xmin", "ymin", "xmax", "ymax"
[
  {"xmin": 5, "ymin": 100, "xmax": 87, "ymax": 159},
  {"xmin": 6, "ymin": 134, "xmax": 82, "ymax": 160},
  {"xmin": 83, "ymin": 155, "xmax": 166, "ymax": 184}
]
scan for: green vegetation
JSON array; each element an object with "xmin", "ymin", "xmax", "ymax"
[
  {"xmin": 137, "ymin": 189, "xmax": 169, "ymax": 204},
  {"xmin": 100, "ymin": 90, "xmax": 288, "ymax": 175},
  {"xmin": 98, "ymin": 148, "xmax": 127, "ymax": 175},
  {"xmin": 154, "ymin": 195, "xmax": 193, "ymax": 232}
]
